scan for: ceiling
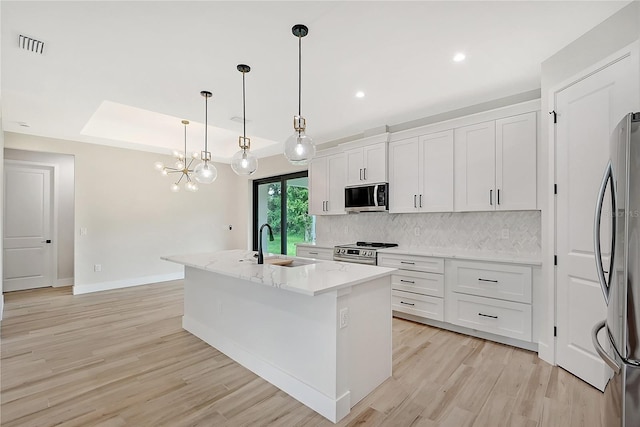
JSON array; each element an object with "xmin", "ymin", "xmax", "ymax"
[{"xmin": 1, "ymin": 1, "xmax": 630, "ymax": 162}]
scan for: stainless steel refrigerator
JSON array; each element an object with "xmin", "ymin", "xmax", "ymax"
[{"xmin": 592, "ymin": 112, "xmax": 640, "ymax": 427}]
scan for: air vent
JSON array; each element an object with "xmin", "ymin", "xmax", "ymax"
[{"xmin": 19, "ymin": 34, "xmax": 44, "ymax": 54}]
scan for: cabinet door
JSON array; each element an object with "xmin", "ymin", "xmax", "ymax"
[
  {"xmin": 308, "ymin": 156, "xmax": 327, "ymax": 216},
  {"xmin": 389, "ymin": 138, "xmax": 420, "ymax": 213},
  {"xmin": 345, "ymin": 148, "xmax": 364, "ymax": 186},
  {"xmin": 495, "ymin": 112, "xmax": 537, "ymax": 210},
  {"xmin": 362, "ymin": 142, "xmax": 387, "ymax": 183},
  {"xmin": 454, "ymin": 121, "xmax": 496, "ymax": 211},
  {"xmin": 420, "ymin": 130, "xmax": 454, "ymax": 212},
  {"xmin": 326, "ymin": 153, "xmax": 346, "ymax": 215}
]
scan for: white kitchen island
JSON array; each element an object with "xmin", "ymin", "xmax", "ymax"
[{"xmin": 162, "ymin": 250, "xmax": 395, "ymax": 423}]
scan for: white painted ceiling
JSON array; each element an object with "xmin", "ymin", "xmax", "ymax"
[{"xmin": 1, "ymin": 1, "xmax": 630, "ymax": 162}]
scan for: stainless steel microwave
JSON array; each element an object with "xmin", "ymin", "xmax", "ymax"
[{"xmin": 345, "ymin": 183, "xmax": 389, "ymax": 212}]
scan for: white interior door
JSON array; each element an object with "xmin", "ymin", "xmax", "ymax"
[
  {"xmin": 555, "ymin": 48, "xmax": 638, "ymax": 391},
  {"xmin": 3, "ymin": 162, "xmax": 54, "ymax": 291}
]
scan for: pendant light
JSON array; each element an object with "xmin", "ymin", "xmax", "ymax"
[
  {"xmin": 231, "ymin": 64, "xmax": 258, "ymax": 175},
  {"xmin": 154, "ymin": 120, "xmax": 199, "ymax": 192},
  {"xmin": 194, "ymin": 90, "xmax": 217, "ymax": 184},
  {"xmin": 284, "ymin": 24, "xmax": 315, "ymax": 165}
]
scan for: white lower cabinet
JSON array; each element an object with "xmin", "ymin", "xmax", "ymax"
[
  {"xmin": 392, "ymin": 290, "xmax": 444, "ymax": 322},
  {"xmin": 380, "ymin": 251, "xmax": 538, "ymax": 350},
  {"xmin": 448, "ymin": 293, "xmax": 532, "ymax": 341},
  {"xmin": 446, "ymin": 259, "xmax": 533, "ymax": 343},
  {"xmin": 295, "ymin": 245, "xmax": 334, "ymax": 261},
  {"xmin": 378, "ymin": 253, "xmax": 444, "ymax": 322}
]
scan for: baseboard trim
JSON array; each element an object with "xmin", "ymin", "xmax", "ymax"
[
  {"xmin": 183, "ymin": 315, "xmax": 350, "ymax": 423},
  {"xmin": 55, "ymin": 278, "xmax": 74, "ymax": 287},
  {"xmin": 73, "ymin": 272, "xmax": 184, "ymax": 295}
]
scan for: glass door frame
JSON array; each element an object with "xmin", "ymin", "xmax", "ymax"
[{"xmin": 252, "ymin": 171, "xmax": 309, "ymax": 254}]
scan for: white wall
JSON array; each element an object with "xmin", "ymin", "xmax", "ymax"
[
  {"xmin": 537, "ymin": 0, "xmax": 640, "ymax": 363},
  {"xmin": 4, "ymin": 132, "xmax": 246, "ymax": 294},
  {"xmin": 0, "ymin": 119, "xmax": 4, "ymax": 318},
  {"xmin": 4, "ymin": 148, "xmax": 75, "ymax": 284}
]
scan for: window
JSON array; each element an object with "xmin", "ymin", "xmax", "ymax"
[{"xmin": 253, "ymin": 171, "xmax": 315, "ymax": 255}]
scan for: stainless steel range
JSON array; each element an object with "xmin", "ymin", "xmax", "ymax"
[{"xmin": 333, "ymin": 242, "xmax": 398, "ymax": 265}]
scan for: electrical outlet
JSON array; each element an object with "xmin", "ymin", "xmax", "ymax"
[
  {"xmin": 501, "ymin": 229, "xmax": 510, "ymax": 239},
  {"xmin": 414, "ymin": 227, "xmax": 421, "ymax": 236},
  {"xmin": 339, "ymin": 307, "xmax": 349, "ymax": 329},
  {"xmin": 80, "ymin": 227, "xmax": 87, "ymax": 236},
  {"xmin": 94, "ymin": 264, "xmax": 102, "ymax": 272}
]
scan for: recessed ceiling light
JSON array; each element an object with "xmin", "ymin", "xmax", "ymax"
[
  {"xmin": 355, "ymin": 91, "xmax": 365, "ymax": 98},
  {"xmin": 453, "ymin": 52, "xmax": 466, "ymax": 62}
]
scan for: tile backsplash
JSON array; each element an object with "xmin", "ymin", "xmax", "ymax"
[{"xmin": 316, "ymin": 210, "xmax": 541, "ymax": 256}]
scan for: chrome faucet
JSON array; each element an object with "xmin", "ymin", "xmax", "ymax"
[{"xmin": 257, "ymin": 223, "xmax": 274, "ymax": 264}]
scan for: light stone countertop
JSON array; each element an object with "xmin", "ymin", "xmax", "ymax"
[
  {"xmin": 162, "ymin": 249, "xmax": 396, "ymax": 296},
  {"xmin": 376, "ymin": 247, "xmax": 542, "ymax": 266}
]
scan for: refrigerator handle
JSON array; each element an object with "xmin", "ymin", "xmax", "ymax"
[
  {"xmin": 594, "ymin": 161, "xmax": 613, "ymax": 305},
  {"xmin": 592, "ymin": 320, "xmax": 620, "ymax": 374}
]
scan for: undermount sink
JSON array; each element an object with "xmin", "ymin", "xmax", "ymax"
[{"xmin": 265, "ymin": 257, "xmax": 318, "ymax": 268}]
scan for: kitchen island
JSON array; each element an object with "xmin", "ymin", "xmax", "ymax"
[{"xmin": 162, "ymin": 250, "xmax": 395, "ymax": 423}]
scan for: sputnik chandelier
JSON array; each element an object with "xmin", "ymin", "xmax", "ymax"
[{"xmin": 154, "ymin": 120, "xmax": 199, "ymax": 192}]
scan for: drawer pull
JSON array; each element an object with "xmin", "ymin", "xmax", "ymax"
[
  {"xmin": 400, "ymin": 279, "xmax": 415, "ymax": 284},
  {"xmin": 478, "ymin": 278, "xmax": 499, "ymax": 283},
  {"xmin": 478, "ymin": 313, "xmax": 498, "ymax": 319},
  {"xmin": 400, "ymin": 261, "xmax": 415, "ymax": 265},
  {"xmin": 400, "ymin": 301, "xmax": 415, "ymax": 306},
  {"xmin": 308, "ymin": 252, "xmax": 318, "ymax": 255}
]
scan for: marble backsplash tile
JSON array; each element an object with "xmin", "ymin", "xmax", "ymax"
[{"xmin": 316, "ymin": 210, "xmax": 541, "ymax": 256}]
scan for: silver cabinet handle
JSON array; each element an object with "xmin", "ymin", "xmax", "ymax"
[
  {"xmin": 325, "ymin": 200, "xmax": 329, "ymax": 211},
  {"xmin": 400, "ymin": 261, "xmax": 415, "ymax": 265},
  {"xmin": 308, "ymin": 252, "xmax": 318, "ymax": 255},
  {"xmin": 594, "ymin": 161, "xmax": 616, "ymax": 305},
  {"xmin": 592, "ymin": 320, "xmax": 620, "ymax": 374},
  {"xmin": 364, "ymin": 168, "xmax": 367, "ymax": 180},
  {"xmin": 322, "ymin": 201, "xmax": 326, "ymax": 211},
  {"xmin": 359, "ymin": 168, "xmax": 363, "ymax": 180},
  {"xmin": 490, "ymin": 189, "xmax": 493, "ymax": 206},
  {"xmin": 414, "ymin": 195, "xmax": 417, "ymax": 208},
  {"xmin": 400, "ymin": 279, "xmax": 415, "ymax": 284},
  {"xmin": 400, "ymin": 301, "xmax": 415, "ymax": 306},
  {"xmin": 478, "ymin": 278, "xmax": 499, "ymax": 283},
  {"xmin": 478, "ymin": 313, "xmax": 498, "ymax": 319},
  {"xmin": 497, "ymin": 189, "xmax": 501, "ymax": 205},
  {"xmin": 419, "ymin": 194, "xmax": 422, "ymax": 208}
]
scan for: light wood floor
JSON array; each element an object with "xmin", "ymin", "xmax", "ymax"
[{"xmin": 1, "ymin": 281, "xmax": 605, "ymax": 426}]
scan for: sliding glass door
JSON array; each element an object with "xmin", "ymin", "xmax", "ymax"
[{"xmin": 253, "ymin": 172, "xmax": 315, "ymax": 255}]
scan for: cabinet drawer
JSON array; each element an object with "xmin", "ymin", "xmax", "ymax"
[
  {"xmin": 391, "ymin": 270, "xmax": 444, "ymax": 298},
  {"xmin": 392, "ymin": 290, "xmax": 444, "ymax": 321},
  {"xmin": 378, "ymin": 253, "xmax": 444, "ymax": 274},
  {"xmin": 295, "ymin": 247, "xmax": 334, "ymax": 261},
  {"xmin": 449, "ymin": 260, "xmax": 531, "ymax": 303},
  {"xmin": 449, "ymin": 293, "xmax": 531, "ymax": 341}
]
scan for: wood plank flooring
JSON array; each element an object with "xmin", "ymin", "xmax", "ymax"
[{"xmin": 1, "ymin": 281, "xmax": 605, "ymax": 426}]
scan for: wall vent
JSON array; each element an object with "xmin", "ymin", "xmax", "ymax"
[{"xmin": 19, "ymin": 34, "xmax": 44, "ymax": 54}]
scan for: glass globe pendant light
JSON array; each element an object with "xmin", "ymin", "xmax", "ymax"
[
  {"xmin": 154, "ymin": 120, "xmax": 199, "ymax": 192},
  {"xmin": 284, "ymin": 24, "xmax": 315, "ymax": 165},
  {"xmin": 231, "ymin": 64, "xmax": 258, "ymax": 175},
  {"xmin": 194, "ymin": 90, "xmax": 218, "ymax": 184}
]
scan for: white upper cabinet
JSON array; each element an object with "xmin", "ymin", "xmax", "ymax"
[
  {"xmin": 390, "ymin": 130, "xmax": 454, "ymax": 213},
  {"xmin": 345, "ymin": 142, "xmax": 388, "ymax": 186},
  {"xmin": 495, "ymin": 112, "xmax": 537, "ymax": 210},
  {"xmin": 454, "ymin": 121, "xmax": 496, "ymax": 211},
  {"xmin": 309, "ymin": 152, "xmax": 346, "ymax": 216},
  {"xmin": 454, "ymin": 112, "xmax": 536, "ymax": 212}
]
